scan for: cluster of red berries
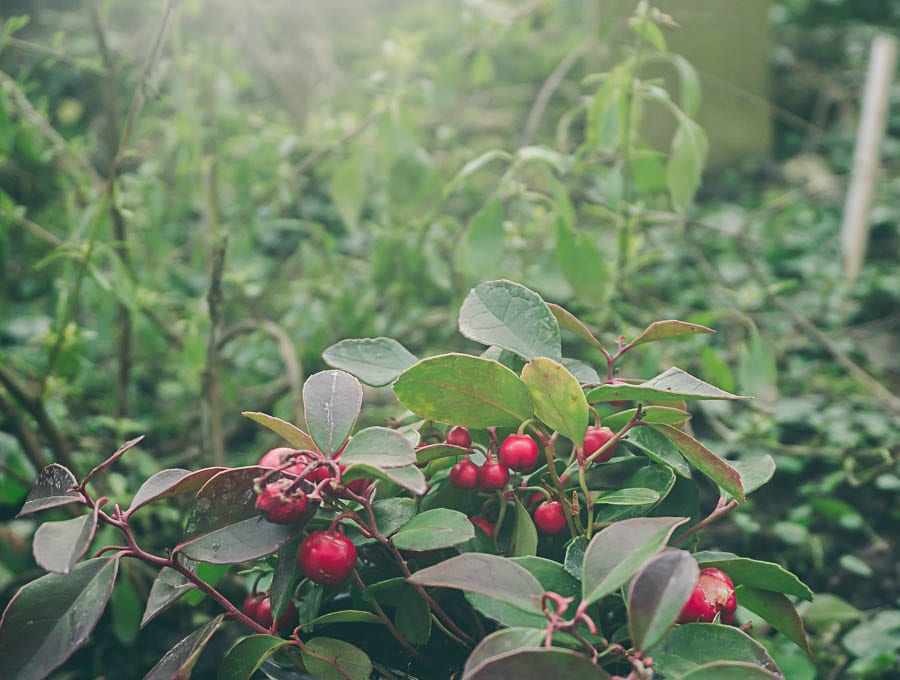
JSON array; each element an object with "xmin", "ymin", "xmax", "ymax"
[
  {"xmin": 242, "ymin": 592, "xmax": 297, "ymax": 630},
  {"xmin": 677, "ymin": 567, "xmax": 737, "ymax": 624},
  {"xmin": 257, "ymin": 446, "xmax": 371, "ymax": 506},
  {"xmin": 448, "ymin": 430, "xmax": 541, "ymax": 493}
]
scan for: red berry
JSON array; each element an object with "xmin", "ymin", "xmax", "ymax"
[
  {"xmin": 254, "ymin": 596, "xmax": 297, "ymax": 630},
  {"xmin": 242, "ymin": 592, "xmax": 266, "ymax": 621},
  {"xmin": 470, "ymin": 516, "xmax": 495, "ymax": 537},
  {"xmin": 677, "ymin": 568, "xmax": 737, "ymax": 624},
  {"xmin": 258, "ymin": 447, "xmax": 308, "ymax": 476},
  {"xmin": 297, "ymin": 531, "xmax": 358, "ymax": 586},
  {"xmin": 499, "ymin": 435, "xmax": 540, "ymax": 472},
  {"xmin": 446, "ymin": 426, "xmax": 472, "ymax": 448},
  {"xmin": 255, "ymin": 479, "xmax": 310, "ymax": 524},
  {"xmin": 583, "ymin": 426, "xmax": 616, "ymax": 462},
  {"xmin": 450, "ymin": 459, "xmax": 480, "ymax": 489},
  {"xmin": 533, "ymin": 501, "xmax": 568, "ymax": 535},
  {"xmin": 479, "ymin": 461, "xmax": 510, "ymax": 491}
]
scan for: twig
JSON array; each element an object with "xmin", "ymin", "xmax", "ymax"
[
  {"xmin": 672, "ymin": 499, "xmax": 738, "ymax": 547},
  {"xmin": 353, "ymin": 570, "xmax": 421, "ymax": 659},
  {"xmin": 522, "ymin": 37, "xmax": 589, "ymax": 145},
  {"xmin": 203, "ymin": 234, "xmax": 228, "ymax": 467}
]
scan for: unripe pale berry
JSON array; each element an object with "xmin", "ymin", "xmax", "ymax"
[
  {"xmin": 533, "ymin": 501, "xmax": 568, "ymax": 535},
  {"xmin": 479, "ymin": 461, "xmax": 510, "ymax": 491},
  {"xmin": 450, "ymin": 459, "xmax": 480, "ymax": 489},
  {"xmin": 499, "ymin": 435, "xmax": 540, "ymax": 472},
  {"xmin": 583, "ymin": 426, "xmax": 617, "ymax": 463},
  {"xmin": 446, "ymin": 426, "xmax": 473, "ymax": 448},
  {"xmin": 677, "ymin": 568, "xmax": 737, "ymax": 624},
  {"xmin": 297, "ymin": 531, "xmax": 358, "ymax": 586},
  {"xmin": 258, "ymin": 447, "xmax": 308, "ymax": 476}
]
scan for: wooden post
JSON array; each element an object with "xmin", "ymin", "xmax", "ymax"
[{"xmin": 841, "ymin": 34, "xmax": 898, "ymax": 282}]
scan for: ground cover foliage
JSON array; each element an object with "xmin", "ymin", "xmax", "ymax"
[{"xmin": 0, "ymin": 1, "xmax": 897, "ymax": 678}]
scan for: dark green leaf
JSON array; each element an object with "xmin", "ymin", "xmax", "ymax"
[
  {"xmin": 736, "ymin": 585, "xmax": 811, "ymax": 654},
  {"xmin": 604, "ymin": 406, "xmax": 691, "ymax": 431},
  {"xmin": 340, "ymin": 426, "xmax": 415, "ymax": 468},
  {"xmin": 110, "ymin": 576, "xmax": 141, "ymax": 644},
  {"xmin": 301, "ymin": 637, "xmax": 372, "ymax": 680},
  {"xmin": 458, "ymin": 198, "xmax": 505, "ymax": 280},
  {"xmin": 322, "ymin": 337, "xmax": 418, "ymax": 387},
  {"xmin": 651, "ymin": 425, "xmax": 745, "ymax": 502},
  {"xmin": 582, "ymin": 516, "xmax": 688, "ymax": 606},
  {"xmin": 217, "ymin": 634, "xmax": 290, "ymax": 680},
  {"xmin": 652, "ymin": 623, "xmax": 781, "ymax": 678},
  {"xmin": 141, "ymin": 563, "xmax": 197, "ymax": 628},
  {"xmin": 342, "ymin": 463, "xmax": 427, "ymax": 495},
  {"xmin": 694, "ymin": 556, "xmax": 813, "ymax": 601},
  {"xmin": 728, "ymin": 455, "xmax": 776, "ymax": 500},
  {"xmin": 395, "ymin": 588, "xmax": 431, "ymax": 646},
  {"xmin": 680, "ymin": 662, "xmax": 783, "ymax": 679},
  {"xmin": 624, "ymin": 426, "xmax": 692, "ymax": 478},
  {"xmin": 465, "ymin": 647, "xmax": 611, "ymax": 680},
  {"xmin": 0, "ymin": 557, "xmax": 119, "ymax": 680},
  {"xmin": 270, "ymin": 537, "xmax": 300, "ymax": 622},
  {"xmin": 303, "ymin": 370, "xmax": 363, "ymax": 456},
  {"xmin": 587, "ymin": 367, "xmax": 750, "ymax": 403},
  {"xmin": 594, "ymin": 464, "xmax": 676, "ymax": 524},
  {"xmin": 371, "ymin": 498, "xmax": 418, "ymax": 538},
  {"xmin": 392, "ymin": 509, "xmax": 475, "ymax": 551},
  {"xmin": 521, "ymin": 358, "xmax": 589, "ymax": 445},
  {"xmin": 16, "ymin": 463, "xmax": 85, "ymax": 517},
  {"xmin": 458, "ymin": 280, "xmax": 562, "ymax": 362},
  {"xmin": 241, "ymin": 412, "xmax": 317, "ymax": 451},
  {"xmin": 415, "ymin": 443, "xmax": 470, "ymax": 464},
  {"xmin": 144, "ymin": 615, "xmax": 223, "ymax": 680},
  {"xmin": 594, "ymin": 488, "xmax": 660, "ymax": 505},
  {"xmin": 33, "ymin": 504, "xmax": 98, "ymax": 574},
  {"xmin": 177, "ymin": 467, "xmax": 308, "ymax": 564},
  {"xmin": 630, "ymin": 320, "xmax": 715, "ymax": 348},
  {"xmin": 511, "ymin": 556, "xmax": 581, "ymax": 603},
  {"xmin": 302, "ymin": 611, "xmax": 383, "ymax": 627},
  {"xmin": 628, "ymin": 550, "xmax": 699, "ymax": 651},
  {"xmin": 547, "ymin": 303, "xmax": 606, "ymax": 352},
  {"xmin": 128, "ymin": 467, "xmax": 226, "ymax": 514},
  {"xmin": 462, "ymin": 628, "xmax": 545, "ymax": 678},
  {"xmin": 394, "ymin": 353, "xmax": 533, "ymax": 428},
  {"xmin": 510, "ymin": 499, "xmax": 538, "ymax": 557}
]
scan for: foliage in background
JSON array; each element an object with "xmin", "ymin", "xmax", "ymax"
[{"xmin": 0, "ymin": 0, "xmax": 897, "ymax": 677}]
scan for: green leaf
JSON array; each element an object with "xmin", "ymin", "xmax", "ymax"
[
  {"xmin": 32, "ymin": 504, "xmax": 98, "ymax": 574},
  {"xmin": 628, "ymin": 550, "xmax": 699, "ymax": 652},
  {"xmin": 462, "ymin": 628, "xmax": 545, "ymax": 678},
  {"xmin": 302, "ymin": 611, "xmax": 384, "ymax": 627},
  {"xmin": 561, "ymin": 358, "xmax": 601, "ymax": 384},
  {"xmin": 241, "ymin": 412, "xmax": 317, "ymax": 450},
  {"xmin": 802, "ymin": 594, "xmax": 862, "ymax": 630},
  {"xmin": 218, "ymin": 634, "xmax": 290, "ymax": 680},
  {"xmin": 392, "ymin": 509, "xmax": 475, "ymax": 551},
  {"xmin": 444, "ymin": 149, "xmax": 512, "ymax": 198},
  {"xmin": 511, "ymin": 556, "xmax": 581, "ymax": 603},
  {"xmin": 842, "ymin": 610, "xmax": 900, "ymax": 659},
  {"xmin": 458, "ymin": 280, "xmax": 562, "ymax": 362},
  {"xmin": 629, "ymin": 15, "xmax": 667, "ymax": 51},
  {"xmin": 270, "ymin": 537, "xmax": 300, "ymax": 622},
  {"xmin": 555, "ymin": 218, "xmax": 611, "ymax": 307},
  {"xmin": 581, "ymin": 516, "xmax": 688, "ymax": 607},
  {"xmin": 366, "ymin": 498, "xmax": 417, "ymax": 539},
  {"xmin": 330, "ymin": 158, "xmax": 366, "ymax": 230},
  {"xmin": 458, "ymin": 198, "xmax": 505, "ymax": 280},
  {"xmin": 630, "ymin": 320, "xmax": 714, "ymax": 348},
  {"xmin": 464, "ymin": 648, "xmax": 611, "ymax": 680},
  {"xmin": 177, "ymin": 467, "xmax": 309, "ymax": 564},
  {"xmin": 694, "ymin": 556, "xmax": 813, "ymax": 601},
  {"xmin": 16, "ymin": 463, "xmax": 85, "ymax": 517},
  {"xmin": 340, "ymin": 426, "xmax": 415, "ymax": 469},
  {"xmin": 415, "ymin": 443, "xmax": 471, "ymax": 464},
  {"xmin": 736, "ymin": 585, "xmax": 811, "ymax": 655},
  {"xmin": 652, "ymin": 623, "xmax": 782, "ymax": 678},
  {"xmin": 564, "ymin": 536, "xmax": 587, "ymax": 579},
  {"xmin": 141, "ymin": 564, "xmax": 197, "ymax": 628},
  {"xmin": 604, "ymin": 406, "xmax": 691, "ymax": 431},
  {"xmin": 0, "ymin": 557, "xmax": 119, "ymax": 680},
  {"xmin": 510, "ymin": 499, "xmax": 538, "ymax": 557},
  {"xmin": 303, "ymin": 370, "xmax": 363, "ymax": 456},
  {"xmin": 301, "ymin": 637, "xmax": 372, "ymax": 680},
  {"xmin": 394, "ymin": 353, "xmax": 533, "ymax": 428},
  {"xmin": 728, "ymin": 455, "xmax": 776, "ymax": 499},
  {"xmin": 110, "ymin": 576, "xmax": 141, "ymax": 645},
  {"xmin": 322, "ymin": 337, "xmax": 418, "ymax": 387},
  {"xmin": 680, "ymin": 662, "xmax": 783, "ymax": 679},
  {"xmin": 587, "ymin": 367, "xmax": 750, "ymax": 403},
  {"xmin": 521, "ymin": 358, "xmax": 589, "ymax": 445},
  {"xmin": 408, "ymin": 553, "xmax": 543, "ymax": 615},
  {"xmin": 547, "ymin": 303, "xmax": 606, "ymax": 352},
  {"xmin": 651, "ymin": 424, "xmax": 745, "ymax": 502},
  {"xmin": 128, "ymin": 467, "xmax": 226, "ymax": 514},
  {"xmin": 624, "ymin": 426, "xmax": 692, "ymax": 478},
  {"xmin": 395, "ymin": 588, "xmax": 431, "ymax": 646},
  {"xmin": 145, "ymin": 615, "xmax": 224, "ymax": 680},
  {"xmin": 594, "ymin": 465, "xmax": 675, "ymax": 523},
  {"xmin": 736, "ymin": 331, "xmax": 779, "ymax": 405},
  {"xmin": 594, "ymin": 488, "xmax": 661, "ymax": 506},
  {"xmin": 342, "ymin": 463, "xmax": 427, "ymax": 495},
  {"xmin": 667, "ymin": 118, "xmax": 708, "ymax": 212}
]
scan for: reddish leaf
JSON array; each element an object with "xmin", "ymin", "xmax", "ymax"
[{"xmin": 16, "ymin": 464, "xmax": 85, "ymax": 517}]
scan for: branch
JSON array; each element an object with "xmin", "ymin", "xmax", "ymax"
[
  {"xmin": 522, "ymin": 37, "xmax": 589, "ymax": 145},
  {"xmin": 203, "ymin": 234, "xmax": 228, "ymax": 466}
]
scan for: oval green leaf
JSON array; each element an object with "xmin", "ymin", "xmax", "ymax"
[
  {"xmin": 510, "ymin": 499, "xmax": 538, "ymax": 557},
  {"xmin": 392, "ymin": 509, "xmax": 475, "ymax": 551},
  {"xmin": 582, "ymin": 516, "xmax": 688, "ymax": 607},
  {"xmin": 322, "ymin": 337, "xmax": 418, "ymax": 387},
  {"xmin": 587, "ymin": 367, "xmax": 750, "ymax": 403},
  {"xmin": 415, "ymin": 443, "xmax": 471, "ymax": 464},
  {"xmin": 521, "ymin": 357, "xmax": 589, "ymax": 445},
  {"xmin": 303, "ymin": 370, "xmax": 363, "ymax": 456},
  {"xmin": 302, "ymin": 610, "xmax": 384, "ymax": 627},
  {"xmin": 16, "ymin": 463, "xmax": 85, "ymax": 517},
  {"xmin": 33, "ymin": 504, "xmax": 99, "ymax": 574},
  {"xmin": 604, "ymin": 406, "xmax": 692, "ymax": 431},
  {"xmin": 630, "ymin": 320, "xmax": 715, "ymax": 348},
  {"xmin": 394, "ymin": 353, "xmax": 533, "ymax": 428},
  {"xmin": 340, "ymin": 426, "xmax": 415, "ymax": 469},
  {"xmin": 145, "ymin": 615, "xmax": 223, "ymax": 680},
  {"xmin": 128, "ymin": 467, "xmax": 226, "ymax": 514},
  {"xmin": 624, "ymin": 426, "xmax": 692, "ymax": 478},
  {"xmin": 628, "ymin": 549, "xmax": 699, "ymax": 652},
  {"xmin": 680, "ymin": 661, "xmax": 784, "ymax": 679},
  {"xmin": 594, "ymin": 464, "xmax": 676, "ymax": 524},
  {"xmin": 736, "ymin": 585, "xmax": 811, "ymax": 655},
  {"xmin": 217, "ymin": 634, "xmax": 290, "ymax": 680},
  {"xmin": 141, "ymin": 563, "xmax": 197, "ymax": 628},
  {"xmin": 652, "ymin": 623, "xmax": 781, "ymax": 677},
  {"xmin": 695, "ymin": 556, "xmax": 813, "ymax": 601},
  {"xmin": 465, "ymin": 647, "xmax": 611, "ymax": 680},
  {"xmin": 594, "ymin": 487, "xmax": 661, "ymax": 506},
  {"xmin": 241, "ymin": 411, "xmax": 316, "ymax": 450},
  {"xmin": 461, "ymin": 629, "xmax": 552, "ymax": 679},
  {"xmin": 342, "ymin": 463, "xmax": 427, "ymax": 496},
  {"xmin": 301, "ymin": 637, "xmax": 372, "ymax": 680},
  {"xmin": 650, "ymin": 424, "xmax": 745, "ymax": 502},
  {"xmin": 546, "ymin": 303, "xmax": 606, "ymax": 353},
  {"xmin": 0, "ymin": 557, "xmax": 119, "ymax": 680},
  {"xmin": 458, "ymin": 280, "xmax": 562, "ymax": 362}
]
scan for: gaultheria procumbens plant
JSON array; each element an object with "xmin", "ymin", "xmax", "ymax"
[{"xmin": 0, "ymin": 280, "xmax": 813, "ymax": 679}]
